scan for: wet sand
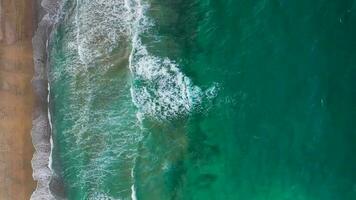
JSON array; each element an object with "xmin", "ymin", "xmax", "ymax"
[{"xmin": 0, "ymin": 0, "xmax": 36, "ymax": 199}]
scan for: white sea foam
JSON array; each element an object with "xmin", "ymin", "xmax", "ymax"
[
  {"xmin": 127, "ymin": 0, "xmax": 215, "ymax": 121},
  {"xmin": 74, "ymin": 0, "xmax": 131, "ymax": 66},
  {"xmin": 130, "ymin": 159, "xmax": 138, "ymax": 200},
  {"xmin": 89, "ymin": 192, "xmax": 116, "ymax": 200},
  {"xmin": 48, "ymin": 83, "xmax": 53, "ymax": 171}
]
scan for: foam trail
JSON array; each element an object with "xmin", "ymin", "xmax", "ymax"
[
  {"xmin": 130, "ymin": 158, "xmax": 138, "ymax": 200},
  {"xmin": 131, "ymin": 184, "xmax": 137, "ymax": 200},
  {"xmin": 48, "ymin": 82, "xmax": 53, "ymax": 172}
]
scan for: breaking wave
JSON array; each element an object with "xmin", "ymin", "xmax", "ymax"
[{"xmin": 127, "ymin": 0, "xmax": 216, "ymax": 121}]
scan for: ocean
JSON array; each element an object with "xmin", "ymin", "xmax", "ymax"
[{"xmin": 48, "ymin": 0, "xmax": 356, "ymax": 199}]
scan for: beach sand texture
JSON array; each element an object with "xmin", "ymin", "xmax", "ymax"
[{"xmin": 0, "ymin": 0, "xmax": 36, "ymax": 199}]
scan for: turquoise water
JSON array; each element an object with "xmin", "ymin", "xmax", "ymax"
[{"xmin": 49, "ymin": 0, "xmax": 356, "ymax": 199}]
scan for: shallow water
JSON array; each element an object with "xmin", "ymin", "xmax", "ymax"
[{"xmin": 49, "ymin": 0, "xmax": 356, "ymax": 199}]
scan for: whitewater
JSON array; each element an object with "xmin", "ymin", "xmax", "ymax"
[{"xmin": 33, "ymin": 0, "xmax": 216, "ymax": 199}]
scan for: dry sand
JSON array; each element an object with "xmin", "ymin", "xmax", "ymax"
[{"xmin": 0, "ymin": 0, "xmax": 36, "ymax": 199}]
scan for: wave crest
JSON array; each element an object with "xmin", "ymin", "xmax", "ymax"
[{"xmin": 128, "ymin": 0, "xmax": 216, "ymax": 121}]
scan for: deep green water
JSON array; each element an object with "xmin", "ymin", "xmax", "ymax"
[{"xmin": 49, "ymin": 0, "xmax": 356, "ymax": 199}]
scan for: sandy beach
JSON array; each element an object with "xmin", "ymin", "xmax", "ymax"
[{"xmin": 0, "ymin": 0, "xmax": 36, "ymax": 199}]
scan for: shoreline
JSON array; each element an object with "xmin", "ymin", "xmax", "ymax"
[{"xmin": 31, "ymin": 0, "xmax": 63, "ymax": 199}]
